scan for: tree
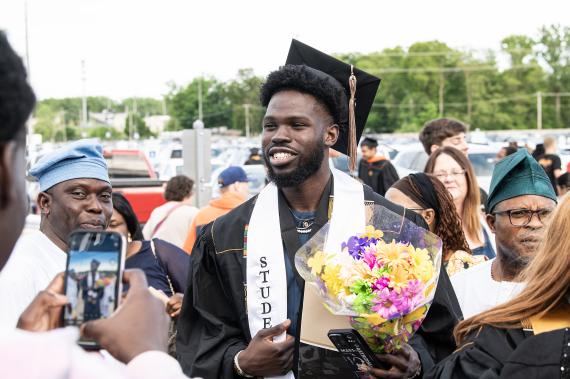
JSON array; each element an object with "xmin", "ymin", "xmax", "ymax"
[
  {"xmin": 165, "ymin": 77, "xmax": 231, "ymax": 130},
  {"xmin": 124, "ymin": 113, "xmax": 155, "ymax": 139}
]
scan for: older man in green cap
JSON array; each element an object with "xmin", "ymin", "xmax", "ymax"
[{"xmin": 451, "ymin": 148, "xmax": 557, "ymax": 319}]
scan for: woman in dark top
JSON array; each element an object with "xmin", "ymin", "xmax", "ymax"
[{"xmin": 109, "ymin": 193, "xmax": 190, "ymax": 316}]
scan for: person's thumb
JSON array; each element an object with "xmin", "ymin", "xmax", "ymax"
[
  {"xmin": 81, "ymin": 318, "xmax": 106, "ymax": 342},
  {"xmin": 256, "ymin": 319, "xmax": 291, "ymax": 340}
]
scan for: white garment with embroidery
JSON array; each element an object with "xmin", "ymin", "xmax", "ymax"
[
  {"xmin": 0, "ymin": 231, "xmax": 66, "ymax": 329},
  {"xmin": 451, "ymin": 259, "xmax": 525, "ymax": 319}
]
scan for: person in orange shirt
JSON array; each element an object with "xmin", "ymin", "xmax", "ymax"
[{"xmin": 183, "ymin": 166, "xmax": 249, "ymax": 253}]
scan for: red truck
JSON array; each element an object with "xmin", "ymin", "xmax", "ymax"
[{"xmin": 104, "ymin": 149, "xmax": 166, "ymax": 224}]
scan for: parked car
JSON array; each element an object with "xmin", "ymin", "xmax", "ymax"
[
  {"xmin": 391, "ymin": 144, "xmax": 497, "ymax": 192},
  {"xmin": 104, "ymin": 149, "xmax": 165, "ymax": 223}
]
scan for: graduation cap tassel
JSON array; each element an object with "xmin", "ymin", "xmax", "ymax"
[{"xmin": 348, "ymin": 65, "xmax": 358, "ymax": 172}]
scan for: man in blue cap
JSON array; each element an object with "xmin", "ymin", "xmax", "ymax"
[
  {"xmin": 451, "ymin": 148, "xmax": 557, "ymax": 319},
  {"xmin": 0, "ymin": 139, "xmax": 113, "ymax": 328},
  {"xmin": 0, "ymin": 32, "xmax": 187, "ymax": 377}
]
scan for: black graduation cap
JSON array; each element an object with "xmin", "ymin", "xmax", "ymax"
[{"xmin": 286, "ymin": 39, "xmax": 381, "ymax": 170}]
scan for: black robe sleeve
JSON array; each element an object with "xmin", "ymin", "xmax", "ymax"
[
  {"xmin": 378, "ymin": 160, "xmax": 399, "ymax": 196},
  {"xmin": 424, "ymin": 327, "xmax": 529, "ymax": 379},
  {"xmin": 176, "ymin": 225, "xmax": 247, "ymax": 378},
  {"xmin": 409, "ymin": 267, "xmax": 462, "ymax": 374}
]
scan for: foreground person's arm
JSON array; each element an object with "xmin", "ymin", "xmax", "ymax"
[{"xmin": 11, "ymin": 270, "xmax": 189, "ymax": 378}]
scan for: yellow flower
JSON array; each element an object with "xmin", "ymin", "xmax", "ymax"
[
  {"xmin": 361, "ymin": 225, "xmax": 384, "ymax": 239},
  {"xmin": 410, "ymin": 248, "xmax": 435, "ymax": 282},
  {"xmin": 360, "ymin": 312, "xmax": 386, "ymax": 326},
  {"xmin": 307, "ymin": 250, "xmax": 327, "ymax": 276},
  {"xmin": 321, "ymin": 264, "xmax": 345, "ymax": 297},
  {"xmin": 403, "ymin": 306, "xmax": 427, "ymax": 323}
]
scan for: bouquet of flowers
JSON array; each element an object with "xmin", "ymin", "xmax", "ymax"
[{"xmin": 295, "ymin": 204, "xmax": 442, "ymax": 354}]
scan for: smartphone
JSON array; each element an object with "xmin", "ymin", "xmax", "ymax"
[
  {"xmin": 328, "ymin": 329, "xmax": 388, "ymax": 378},
  {"xmin": 63, "ymin": 230, "xmax": 126, "ymax": 349}
]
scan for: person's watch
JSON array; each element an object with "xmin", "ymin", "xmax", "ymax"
[{"xmin": 234, "ymin": 350, "xmax": 254, "ymax": 378}]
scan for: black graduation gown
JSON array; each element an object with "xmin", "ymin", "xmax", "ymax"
[
  {"xmin": 425, "ymin": 326, "xmax": 570, "ymax": 379},
  {"xmin": 357, "ymin": 158, "xmax": 399, "ymax": 196},
  {"xmin": 176, "ymin": 180, "xmax": 461, "ymax": 379}
]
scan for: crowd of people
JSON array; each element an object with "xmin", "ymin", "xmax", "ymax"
[{"xmin": 0, "ymin": 33, "xmax": 568, "ymax": 379}]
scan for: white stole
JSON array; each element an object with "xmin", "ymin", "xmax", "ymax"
[{"xmin": 246, "ymin": 168, "xmax": 365, "ymax": 379}]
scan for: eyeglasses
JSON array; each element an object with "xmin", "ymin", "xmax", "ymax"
[
  {"xmin": 492, "ymin": 208, "xmax": 555, "ymax": 227},
  {"xmin": 433, "ymin": 169, "xmax": 466, "ymax": 180}
]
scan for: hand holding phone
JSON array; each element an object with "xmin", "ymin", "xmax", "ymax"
[
  {"xmin": 82, "ymin": 269, "xmax": 170, "ymax": 363},
  {"xmin": 63, "ymin": 230, "xmax": 126, "ymax": 349},
  {"xmin": 328, "ymin": 329, "xmax": 389, "ymax": 378}
]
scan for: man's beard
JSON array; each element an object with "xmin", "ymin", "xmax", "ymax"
[{"xmin": 264, "ymin": 141, "xmax": 325, "ymax": 188}]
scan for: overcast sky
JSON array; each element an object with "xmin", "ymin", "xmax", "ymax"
[{"xmin": 1, "ymin": 0, "xmax": 569, "ymax": 100}]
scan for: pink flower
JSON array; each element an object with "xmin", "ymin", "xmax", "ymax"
[
  {"xmin": 372, "ymin": 276, "xmax": 390, "ymax": 291},
  {"xmin": 371, "ymin": 288, "xmax": 402, "ymax": 319},
  {"xmin": 362, "ymin": 251, "xmax": 377, "ymax": 270}
]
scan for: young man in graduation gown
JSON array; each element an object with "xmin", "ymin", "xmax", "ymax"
[
  {"xmin": 357, "ymin": 137, "xmax": 399, "ymax": 196},
  {"xmin": 176, "ymin": 40, "xmax": 462, "ymax": 379}
]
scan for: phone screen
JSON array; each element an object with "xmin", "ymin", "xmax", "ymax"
[{"xmin": 63, "ymin": 231, "xmax": 124, "ymax": 327}]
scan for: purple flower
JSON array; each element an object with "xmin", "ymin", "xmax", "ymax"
[{"xmin": 342, "ymin": 236, "xmax": 377, "ymax": 260}]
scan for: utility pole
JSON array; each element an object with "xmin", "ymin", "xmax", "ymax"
[
  {"xmin": 244, "ymin": 104, "xmax": 251, "ymax": 138},
  {"xmin": 81, "ymin": 60, "xmax": 88, "ymax": 128},
  {"xmin": 438, "ymin": 72, "xmax": 445, "ymax": 116},
  {"xmin": 536, "ymin": 91, "xmax": 542, "ymax": 130},
  {"xmin": 198, "ymin": 77, "xmax": 203, "ymax": 121},
  {"xmin": 127, "ymin": 105, "xmax": 132, "ymax": 140},
  {"xmin": 133, "ymin": 98, "xmax": 138, "ymax": 138}
]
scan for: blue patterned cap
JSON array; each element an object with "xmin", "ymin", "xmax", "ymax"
[{"xmin": 29, "ymin": 139, "xmax": 110, "ymax": 191}]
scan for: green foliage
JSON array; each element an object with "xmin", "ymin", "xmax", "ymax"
[
  {"xmin": 34, "ymin": 24, "xmax": 569, "ymax": 139},
  {"xmin": 88, "ymin": 126, "xmax": 123, "ymax": 140},
  {"xmin": 125, "ymin": 113, "xmax": 155, "ymax": 139}
]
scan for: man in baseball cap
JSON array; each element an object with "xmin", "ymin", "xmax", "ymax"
[{"xmin": 183, "ymin": 167, "xmax": 250, "ymax": 252}]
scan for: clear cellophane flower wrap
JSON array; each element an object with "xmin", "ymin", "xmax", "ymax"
[{"xmin": 295, "ymin": 204, "xmax": 442, "ymax": 354}]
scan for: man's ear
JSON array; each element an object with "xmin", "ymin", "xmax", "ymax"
[
  {"xmin": 430, "ymin": 144, "xmax": 440, "ymax": 154},
  {"xmin": 0, "ymin": 144, "xmax": 9, "ymax": 209},
  {"xmin": 0, "ymin": 142, "xmax": 17, "ymax": 210},
  {"xmin": 324, "ymin": 124, "xmax": 340, "ymax": 148},
  {"xmin": 37, "ymin": 191, "xmax": 52, "ymax": 216},
  {"xmin": 486, "ymin": 213, "xmax": 496, "ymax": 233}
]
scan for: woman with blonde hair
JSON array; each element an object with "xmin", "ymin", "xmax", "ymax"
[
  {"xmin": 426, "ymin": 195, "xmax": 570, "ymax": 378},
  {"xmin": 425, "ymin": 146, "xmax": 495, "ymax": 259}
]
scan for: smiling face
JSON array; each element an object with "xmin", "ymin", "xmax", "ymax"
[
  {"xmin": 261, "ymin": 90, "xmax": 338, "ymax": 188},
  {"xmin": 487, "ymin": 195, "xmax": 557, "ymax": 267},
  {"xmin": 432, "ymin": 153, "xmax": 468, "ymax": 204},
  {"xmin": 39, "ymin": 178, "xmax": 113, "ymax": 249}
]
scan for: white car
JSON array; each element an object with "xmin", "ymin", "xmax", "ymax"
[{"xmin": 391, "ymin": 144, "xmax": 498, "ymax": 192}]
